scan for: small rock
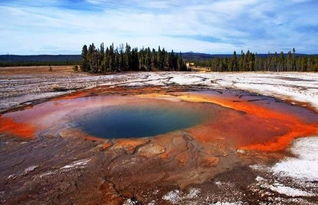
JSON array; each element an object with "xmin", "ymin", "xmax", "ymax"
[
  {"xmin": 23, "ymin": 165, "xmax": 38, "ymax": 175},
  {"xmin": 7, "ymin": 174, "xmax": 16, "ymax": 180},
  {"xmin": 202, "ymin": 156, "xmax": 219, "ymax": 167}
]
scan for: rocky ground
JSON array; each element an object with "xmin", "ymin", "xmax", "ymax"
[
  {"xmin": 0, "ymin": 66, "xmax": 318, "ymax": 205},
  {"xmin": 1, "ymin": 66, "xmax": 318, "ymax": 112}
]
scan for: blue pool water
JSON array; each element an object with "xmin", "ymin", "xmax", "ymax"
[{"xmin": 74, "ymin": 105, "xmax": 205, "ymax": 139}]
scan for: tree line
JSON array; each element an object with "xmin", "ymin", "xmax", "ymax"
[
  {"xmin": 193, "ymin": 49, "xmax": 318, "ymax": 72},
  {"xmin": 80, "ymin": 43, "xmax": 188, "ymax": 73}
]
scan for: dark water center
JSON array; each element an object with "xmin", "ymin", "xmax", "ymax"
[{"xmin": 73, "ymin": 105, "xmax": 205, "ymax": 139}]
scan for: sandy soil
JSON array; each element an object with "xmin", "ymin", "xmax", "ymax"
[{"xmin": 1, "ymin": 66, "xmax": 318, "ymax": 205}]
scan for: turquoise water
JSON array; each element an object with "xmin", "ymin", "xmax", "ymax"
[{"xmin": 74, "ymin": 105, "xmax": 205, "ymax": 139}]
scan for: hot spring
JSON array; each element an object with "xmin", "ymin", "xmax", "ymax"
[
  {"xmin": 0, "ymin": 90, "xmax": 317, "ymax": 152},
  {"xmin": 71, "ymin": 105, "xmax": 205, "ymax": 139}
]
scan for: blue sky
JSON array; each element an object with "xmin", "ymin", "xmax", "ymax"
[{"xmin": 0, "ymin": 0, "xmax": 317, "ymax": 54}]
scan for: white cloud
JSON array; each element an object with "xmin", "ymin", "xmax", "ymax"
[{"xmin": 0, "ymin": 0, "xmax": 317, "ymax": 54}]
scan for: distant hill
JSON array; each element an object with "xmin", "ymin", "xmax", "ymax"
[
  {"xmin": 181, "ymin": 52, "xmax": 240, "ymax": 60},
  {"xmin": 0, "ymin": 55, "xmax": 81, "ymax": 66},
  {"xmin": 0, "ymin": 55, "xmax": 81, "ymax": 62}
]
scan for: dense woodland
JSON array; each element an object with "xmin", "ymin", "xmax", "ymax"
[
  {"xmin": 194, "ymin": 49, "xmax": 318, "ymax": 72},
  {"xmin": 80, "ymin": 43, "xmax": 188, "ymax": 73},
  {"xmin": 1, "ymin": 47, "xmax": 317, "ymax": 72}
]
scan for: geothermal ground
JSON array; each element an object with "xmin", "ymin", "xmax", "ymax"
[{"xmin": 0, "ymin": 66, "xmax": 318, "ymax": 205}]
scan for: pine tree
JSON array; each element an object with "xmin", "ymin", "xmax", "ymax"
[{"xmin": 81, "ymin": 45, "xmax": 90, "ymax": 72}]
